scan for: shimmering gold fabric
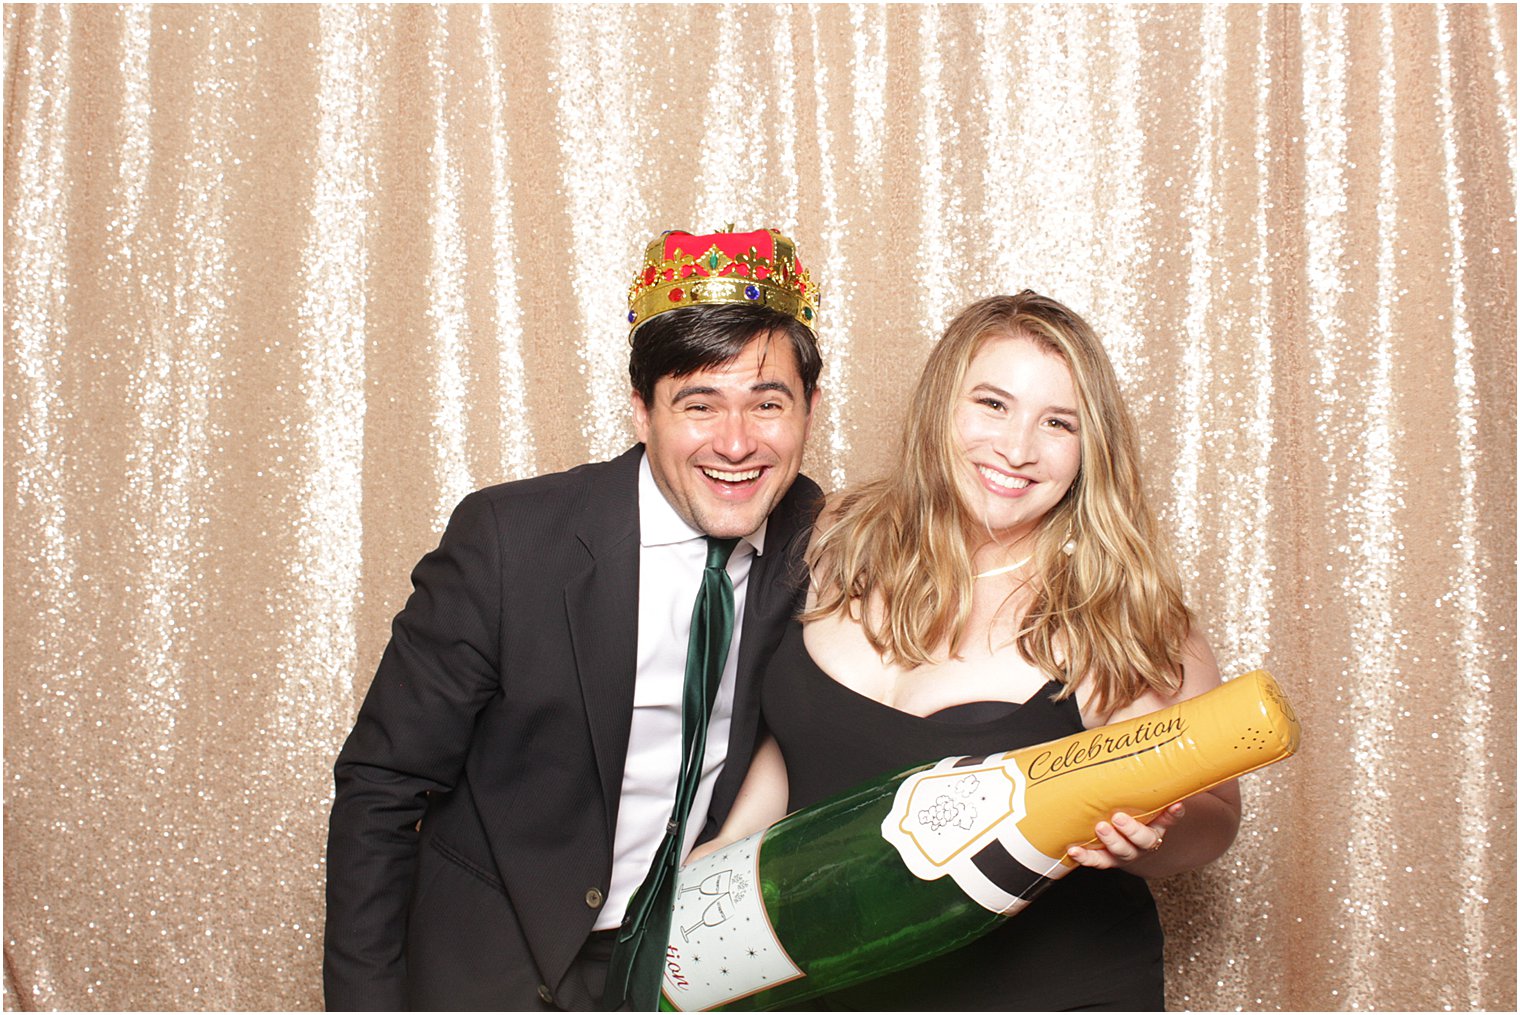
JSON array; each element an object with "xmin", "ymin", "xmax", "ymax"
[{"xmin": 4, "ymin": 4, "xmax": 1514, "ymax": 1011}]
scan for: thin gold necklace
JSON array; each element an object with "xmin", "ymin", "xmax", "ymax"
[{"xmin": 972, "ymin": 555, "xmax": 1031, "ymax": 580}]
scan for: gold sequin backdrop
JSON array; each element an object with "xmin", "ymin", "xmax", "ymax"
[{"xmin": 3, "ymin": 2, "xmax": 1515, "ymax": 1011}]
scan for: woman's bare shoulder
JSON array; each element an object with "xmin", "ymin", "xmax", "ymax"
[
  {"xmin": 1081, "ymin": 627, "xmax": 1221, "ymax": 726},
  {"xmin": 812, "ymin": 490, "xmax": 849, "ymax": 532}
]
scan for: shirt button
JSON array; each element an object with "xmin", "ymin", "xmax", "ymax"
[
  {"xmin": 537, "ymin": 984, "xmax": 554, "ymax": 1005},
  {"xmin": 585, "ymin": 887, "xmax": 604, "ymax": 909}
]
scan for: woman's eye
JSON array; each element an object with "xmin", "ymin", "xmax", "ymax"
[
  {"xmin": 1044, "ymin": 417, "xmax": 1078, "ymax": 433},
  {"xmin": 977, "ymin": 397, "xmax": 1006, "ymax": 412}
]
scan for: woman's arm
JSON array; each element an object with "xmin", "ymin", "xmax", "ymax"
[
  {"xmin": 1068, "ymin": 629, "xmax": 1243, "ymax": 879},
  {"xmin": 687, "ymin": 733, "xmax": 791, "ymax": 863},
  {"xmin": 688, "ymin": 503, "xmax": 840, "ymax": 865}
]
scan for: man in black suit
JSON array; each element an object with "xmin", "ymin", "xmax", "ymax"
[{"xmin": 324, "ymin": 229, "xmax": 823, "ymax": 1011}]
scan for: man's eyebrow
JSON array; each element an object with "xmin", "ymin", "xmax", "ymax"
[
  {"xmin": 669, "ymin": 379, "xmax": 797, "ymax": 402},
  {"xmin": 669, "ymin": 383, "xmax": 719, "ymax": 402},
  {"xmin": 751, "ymin": 379, "xmax": 796, "ymax": 399}
]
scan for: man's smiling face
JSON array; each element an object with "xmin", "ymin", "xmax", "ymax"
[{"xmin": 632, "ymin": 331, "xmax": 817, "ymax": 539}]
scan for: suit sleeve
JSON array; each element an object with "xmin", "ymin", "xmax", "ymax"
[{"xmin": 323, "ymin": 491, "xmax": 503, "ymax": 1011}]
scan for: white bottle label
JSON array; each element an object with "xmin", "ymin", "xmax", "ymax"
[
  {"xmin": 661, "ymin": 829, "xmax": 805, "ymax": 1012},
  {"xmin": 880, "ymin": 755, "xmax": 1066, "ymax": 914}
]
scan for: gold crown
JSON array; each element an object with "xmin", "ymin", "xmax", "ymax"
[{"xmin": 627, "ymin": 227, "xmax": 819, "ymax": 336}]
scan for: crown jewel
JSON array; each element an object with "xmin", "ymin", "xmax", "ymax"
[{"xmin": 627, "ymin": 228, "xmax": 819, "ymax": 336}]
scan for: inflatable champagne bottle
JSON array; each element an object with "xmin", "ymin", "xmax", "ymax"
[{"xmin": 660, "ymin": 669, "xmax": 1299, "ymax": 1012}]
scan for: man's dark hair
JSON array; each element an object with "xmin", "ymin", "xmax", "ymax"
[{"xmin": 629, "ymin": 303, "xmax": 822, "ymax": 406}]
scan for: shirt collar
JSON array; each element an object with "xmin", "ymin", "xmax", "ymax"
[{"xmin": 638, "ymin": 452, "xmax": 766, "ymax": 555}]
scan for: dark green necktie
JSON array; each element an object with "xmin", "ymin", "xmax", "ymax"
[{"xmin": 604, "ymin": 536, "xmax": 740, "ymax": 1011}]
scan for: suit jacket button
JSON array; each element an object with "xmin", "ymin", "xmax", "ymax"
[
  {"xmin": 585, "ymin": 887, "xmax": 604, "ymax": 909},
  {"xmin": 537, "ymin": 984, "xmax": 554, "ymax": 1005}
]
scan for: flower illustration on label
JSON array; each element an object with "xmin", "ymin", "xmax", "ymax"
[
  {"xmin": 889, "ymin": 761, "xmax": 1021, "ymax": 868},
  {"xmin": 918, "ymin": 793, "xmax": 977, "ymax": 832}
]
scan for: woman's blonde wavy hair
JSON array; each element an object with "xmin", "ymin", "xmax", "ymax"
[{"xmin": 805, "ymin": 292, "xmax": 1193, "ymax": 715}]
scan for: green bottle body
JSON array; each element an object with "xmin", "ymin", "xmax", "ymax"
[
  {"xmin": 742, "ymin": 767, "xmax": 1019, "ymax": 1009},
  {"xmin": 659, "ymin": 761, "xmax": 1042, "ymax": 1011},
  {"xmin": 658, "ymin": 669, "xmax": 1300, "ymax": 1012}
]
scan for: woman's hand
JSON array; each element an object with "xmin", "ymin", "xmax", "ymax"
[
  {"xmin": 1068, "ymin": 631, "xmax": 1242, "ymax": 878},
  {"xmin": 1066, "ymin": 803, "xmax": 1185, "ymax": 871}
]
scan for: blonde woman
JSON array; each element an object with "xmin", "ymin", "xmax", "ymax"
[{"xmin": 699, "ymin": 293, "xmax": 1241, "ymax": 1010}]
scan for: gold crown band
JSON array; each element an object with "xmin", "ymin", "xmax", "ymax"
[
  {"xmin": 629, "ymin": 275, "xmax": 815, "ymax": 334},
  {"xmin": 627, "ymin": 228, "xmax": 819, "ymax": 337}
]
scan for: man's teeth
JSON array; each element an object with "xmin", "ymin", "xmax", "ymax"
[
  {"xmin": 704, "ymin": 467, "xmax": 762, "ymax": 482},
  {"xmin": 979, "ymin": 466, "xmax": 1030, "ymax": 490}
]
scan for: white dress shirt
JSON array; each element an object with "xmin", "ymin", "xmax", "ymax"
[{"xmin": 597, "ymin": 454, "xmax": 764, "ymax": 930}]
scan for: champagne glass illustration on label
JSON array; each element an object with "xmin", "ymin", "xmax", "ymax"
[{"xmin": 680, "ymin": 869, "xmax": 738, "ymax": 940}]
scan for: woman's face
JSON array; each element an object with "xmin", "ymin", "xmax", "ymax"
[{"xmin": 951, "ymin": 334, "xmax": 1083, "ymax": 545}]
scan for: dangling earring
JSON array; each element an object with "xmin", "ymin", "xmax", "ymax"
[{"xmin": 1061, "ymin": 527, "xmax": 1076, "ymax": 556}]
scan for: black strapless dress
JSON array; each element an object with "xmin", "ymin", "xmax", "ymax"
[{"xmin": 761, "ymin": 621, "xmax": 1164, "ymax": 1012}]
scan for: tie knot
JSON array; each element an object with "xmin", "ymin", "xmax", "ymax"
[{"xmin": 705, "ymin": 536, "xmax": 741, "ymax": 570}]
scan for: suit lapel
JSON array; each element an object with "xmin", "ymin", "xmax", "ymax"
[
  {"xmin": 732, "ymin": 538, "xmax": 780, "ymax": 723},
  {"xmin": 565, "ymin": 447, "xmax": 642, "ymax": 840}
]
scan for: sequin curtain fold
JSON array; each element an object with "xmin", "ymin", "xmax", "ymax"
[{"xmin": 4, "ymin": 4, "xmax": 1514, "ymax": 1010}]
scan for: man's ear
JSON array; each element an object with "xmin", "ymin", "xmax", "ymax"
[
  {"xmin": 631, "ymin": 390, "xmax": 650, "ymax": 443},
  {"xmin": 803, "ymin": 388, "xmax": 822, "ymax": 436}
]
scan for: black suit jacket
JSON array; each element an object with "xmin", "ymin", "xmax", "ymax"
[{"xmin": 324, "ymin": 446, "xmax": 820, "ymax": 1010}]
